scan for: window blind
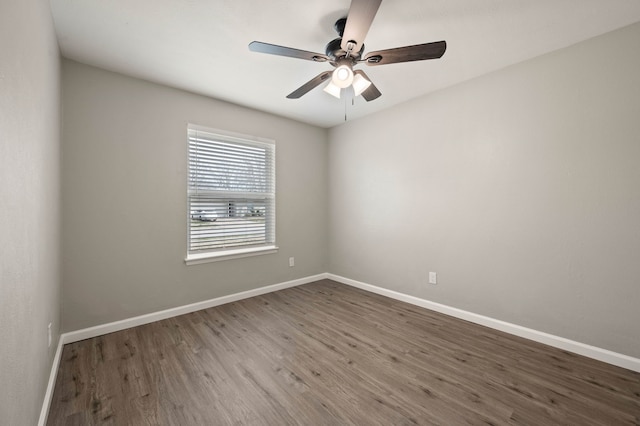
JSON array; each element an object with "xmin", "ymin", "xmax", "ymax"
[{"xmin": 188, "ymin": 126, "xmax": 275, "ymax": 254}]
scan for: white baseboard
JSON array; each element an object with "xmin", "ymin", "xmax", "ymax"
[
  {"xmin": 62, "ymin": 273, "xmax": 328, "ymax": 345},
  {"xmin": 327, "ymin": 273, "xmax": 640, "ymax": 373},
  {"xmin": 38, "ymin": 335, "xmax": 64, "ymax": 426}
]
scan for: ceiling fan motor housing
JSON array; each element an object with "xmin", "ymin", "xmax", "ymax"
[
  {"xmin": 325, "ymin": 18, "xmax": 364, "ymax": 62},
  {"xmin": 326, "ymin": 37, "xmax": 364, "ymax": 62}
]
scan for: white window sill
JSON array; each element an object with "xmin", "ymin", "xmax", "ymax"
[{"xmin": 185, "ymin": 245, "xmax": 279, "ymax": 265}]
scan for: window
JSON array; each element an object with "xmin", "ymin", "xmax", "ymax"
[{"xmin": 186, "ymin": 125, "xmax": 276, "ymax": 264}]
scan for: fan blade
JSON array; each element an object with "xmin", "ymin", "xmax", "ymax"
[
  {"xmin": 341, "ymin": 0, "xmax": 382, "ymax": 53},
  {"xmin": 363, "ymin": 41, "xmax": 447, "ymax": 66},
  {"xmin": 354, "ymin": 70, "xmax": 381, "ymax": 101},
  {"xmin": 249, "ymin": 41, "xmax": 329, "ymax": 62},
  {"xmin": 287, "ymin": 71, "xmax": 333, "ymax": 99}
]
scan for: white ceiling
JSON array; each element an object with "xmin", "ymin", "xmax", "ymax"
[{"xmin": 50, "ymin": 0, "xmax": 640, "ymax": 128}]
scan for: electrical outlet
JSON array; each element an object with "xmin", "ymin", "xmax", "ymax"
[
  {"xmin": 429, "ymin": 272, "xmax": 437, "ymax": 285},
  {"xmin": 289, "ymin": 257, "xmax": 295, "ymax": 267},
  {"xmin": 48, "ymin": 323, "xmax": 52, "ymax": 348}
]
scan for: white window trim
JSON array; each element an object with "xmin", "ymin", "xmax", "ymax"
[
  {"xmin": 185, "ymin": 245, "xmax": 279, "ymax": 265},
  {"xmin": 186, "ymin": 124, "xmax": 276, "ymax": 264},
  {"xmin": 188, "ymin": 123, "xmax": 275, "ymax": 147}
]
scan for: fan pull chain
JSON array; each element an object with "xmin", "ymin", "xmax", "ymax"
[
  {"xmin": 344, "ymin": 95, "xmax": 348, "ymax": 121},
  {"xmin": 344, "ymin": 88, "xmax": 356, "ymax": 122}
]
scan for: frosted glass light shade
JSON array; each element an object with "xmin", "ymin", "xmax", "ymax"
[
  {"xmin": 323, "ymin": 81, "xmax": 341, "ymax": 98},
  {"xmin": 352, "ymin": 73, "xmax": 372, "ymax": 96},
  {"xmin": 332, "ymin": 65, "xmax": 354, "ymax": 88}
]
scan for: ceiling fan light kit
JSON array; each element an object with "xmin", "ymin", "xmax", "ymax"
[
  {"xmin": 322, "ymin": 71, "xmax": 370, "ymax": 99},
  {"xmin": 249, "ymin": 0, "xmax": 447, "ymax": 103}
]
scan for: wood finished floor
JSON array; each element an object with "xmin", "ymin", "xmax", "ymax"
[{"xmin": 47, "ymin": 280, "xmax": 640, "ymax": 425}]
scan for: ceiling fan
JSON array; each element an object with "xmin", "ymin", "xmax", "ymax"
[{"xmin": 248, "ymin": 0, "xmax": 446, "ymax": 102}]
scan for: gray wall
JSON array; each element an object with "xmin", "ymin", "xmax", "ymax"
[
  {"xmin": 0, "ymin": 0, "xmax": 61, "ymax": 423},
  {"xmin": 61, "ymin": 60, "xmax": 328, "ymax": 332},
  {"xmin": 328, "ymin": 22, "xmax": 640, "ymax": 358}
]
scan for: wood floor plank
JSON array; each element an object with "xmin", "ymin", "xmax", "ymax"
[{"xmin": 47, "ymin": 280, "xmax": 640, "ymax": 425}]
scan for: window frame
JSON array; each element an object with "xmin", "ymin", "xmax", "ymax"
[{"xmin": 185, "ymin": 124, "xmax": 277, "ymax": 265}]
